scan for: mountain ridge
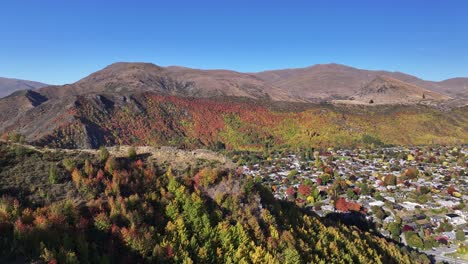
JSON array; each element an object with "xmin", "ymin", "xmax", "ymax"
[
  {"xmin": 3, "ymin": 62, "xmax": 467, "ymax": 102},
  {"xmin": 254, "ymin": 63, "xmax": 467, "ymax": 101},
  {"xmin": 0, "ymin": 77, "xmax": 49, "ymax": 98},
  {"xmin": 0, "ymin": 62, "xmax": 467, "ymax": 149}
]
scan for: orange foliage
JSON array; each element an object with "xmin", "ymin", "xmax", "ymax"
[
  {"xmin": 335, "ymin": 197, "xmax": 362, "ymax": 212},
  {"xmin": 71, "ymin": 168, "xmax": 82, "ymax": 188},
  {"xmin": 298, "ymin": 185, "xmax": 311, "ymax": 197}
]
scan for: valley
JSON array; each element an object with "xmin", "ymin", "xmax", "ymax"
[{"xmin": 0, "ymin": 62, "xmax": 466, "ymax": 264}]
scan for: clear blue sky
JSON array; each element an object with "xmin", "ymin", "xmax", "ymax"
[{"xmin": 1, "ymin": 0, "xmax": 467, "ymax": 84}]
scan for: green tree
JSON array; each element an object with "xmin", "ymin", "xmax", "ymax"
[
  {"xmin": 128, "ymin": 147, "xmax": 137, "ymax": 159},
  {"xmin": 283, "ymin": 247, "xmax": 301, "ymax": 264},
  {"xmin": 62, "ymin": 158, "xmax": 76, "ymax": 172},
  {"xmin": 288, "ymin": 170, "xmax": 298, "ymax": 180},
  {"xmin": 456, "ymin": 229, "xmax": 466, "ymax": 241},
  {"xmin": 387, "ymin": 222, "xmax": 401, "ymax": 239},
  {"xmin": 346, "ymin": 189, "xmax": 358, "ymax": 200},
  {"xmin": 98, "ymin": 146, "xmax": 110, "ymax": 162},
  {"xmin": 405, "ymin": 232, "xmax": 423, "ymax": 249},
  {"xmin": 49, "ymin": 165, "xmax": 59, "ymax": 184}
]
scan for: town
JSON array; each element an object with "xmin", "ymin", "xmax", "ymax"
[{"xmin": 238, "ymin": 146, "xmax": 468, "ymax": 262}]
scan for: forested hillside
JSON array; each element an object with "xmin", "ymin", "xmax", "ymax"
[
  {"xmin": 7, "ymin": 93, "xmax": 465, "ymax": 150},
  {"xmin": 0, "ymin": 142, "xmax": 430, "ymax": 263}
]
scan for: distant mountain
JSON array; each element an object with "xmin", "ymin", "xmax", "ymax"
[
  {"xmin": 0, "ymin": 77, "xmax": 48, "ymax": 98},
  {"xmin": 335, "ymin": 76, "xmax": 450, "ymax": 105},
  {"xmin": 38, "ymin": 62, "xmax": 295, "ymax": 102},
  {"xmin": 27, "ymin": 62, "xmax": 467, "ymax": 104},
  {"xmin": 438, "ymin": 78, "xmax": 468, "ymax": 97},
  {"xmin": 254, "ymin": 63, "xmax": 467, "ymax": 101}
]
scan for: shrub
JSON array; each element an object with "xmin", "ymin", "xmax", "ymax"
[
  {"xmin": 62, "ymin": 159, "xmax": 76, "ymax": 172},
  {"xmin": 94, "ymin": 212, "xmax": 111, "ymax": 232},
  {"xmin": 361, "ymin": 134, "xmax": 383, "ymax": 146},
  {"xmin": 405, "ymin": 232, "xmax": 423, "ymax": 249},
  {"xmin": 404, "ymin": 167, "xmax": 419, "ymax": 179},
  {"xmin": 8, "ymin": 132, "xmax": 25, "ymax": 143},
  {"xmin": 49, "ymin": 166, "xmax": 59, "ymax": 184},
  {"xmin": 71, "ymin": 169, "xmax": 83, "ymax": 188},
  {"xmin": 98, "ymin": 147, "xmax": 109, "ymax": 162},
  {"xmin": 456, "ymin": 229, "xmax": 465, "ymax": 241},
  {"xmin": 128, "ymin": 147, "xmax": 137, "ymax": 159}
]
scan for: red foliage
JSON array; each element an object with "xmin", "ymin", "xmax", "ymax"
[
  {"xmin": 324, "ymin": 167, "xmax": 334, "ymax": 175},
  {"xmin": 166, "ymin": 245, "xmax": 174, "ymax": 258},
  {"xmin": 335, "ymin": 197, "xmax": 362, "ymax": 212},
  {"xmin": 402, "ymin": 225, "xmax": 414, "ymax": 232},
  {"xmin": 447, "ymin": 185, "xmax": 456, "ymax": 195},
  {"xmin": 47, "ymin": 213, "xmax": 66, "ymax": 226},
  {"xmin": 135, "ymin": 159, "xmax": 144, "ymax": 169},
  {"xmin": 347, "ymin": 202, "xmax": 361, "ymax": 212},
  {"xmin": 285, "ymin": 186, "xmax": 295, "ymax": 197},
  {"xmin": 111, "ymin": 224, "xmax": 121, "ymax": 237},
  {"xmin": 14, "ymin": 219, "xmax": 30, "ymax": 234},
  {"xmin": 353, "ymin": 187, "xmax": 361, "ymax": 195},
  {"xmin": 96, "ymin": 169, "xmax": 105, "ymax": 181},
  {"xmin": 316, "ymin": 178, "xmax": 322, "ymax": 186},
  {"xmin": 298, "ymin": 185, "xmax": 311, "ymax": 197}
]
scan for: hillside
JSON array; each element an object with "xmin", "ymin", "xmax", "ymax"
[
  {"xmin": 0, "ymin": 62, "xmax": 467, "ymax": 150},
  {"xmin": 0, "ymin": 77, "xmax": 48, "ymax": 98},
  {"xmin": 255, "ymin": 63, "xmax": 466, "ymax": 100},
  {"xmin": 438, "ymin": 77, "xmax": 468, "ymax": 98},
  {"xmin": 335, "ymin": 76, "xmax": 450, "ymax": 105},
  {"xmin": 1, "ymin": 91, "xmax": 467, "ymax": 150},
  {"xmin": 0, "ymin": 142, "xmax": 428, "ymax": 263}
]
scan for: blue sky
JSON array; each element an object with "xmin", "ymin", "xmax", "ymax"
[{"xmin": 1, "ymin": 0, "xmax": 467, "ymax": 84}]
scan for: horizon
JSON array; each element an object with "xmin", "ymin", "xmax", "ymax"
[
  {"xmin": 4, "ymin": 61, "xmax": 468, "ymax": 86},
  {"xmin": 1, "ymin": 0, "xmax": 468, "ymax": 84}
]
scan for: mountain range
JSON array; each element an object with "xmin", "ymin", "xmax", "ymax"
[
  {"xmin": 0, "ymin": 77, "xmax": 48, "ymax": 98},
  {"xmin": 255, "ymin": 63, "xmax": 468, "ymax": 101},
  {"xmin": 2, "ymin": 62, "xmax": 468, "ymax": 102},
  {"xmin": 0, "ymin": 62, "xmax": 467, "ymax": 149}
]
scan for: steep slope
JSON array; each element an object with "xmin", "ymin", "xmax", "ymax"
[
  {"xmin": 255, "ymin": 63, "xmax": 467, "ymax": 100},
  {"xmin": 339, "ymin": 76, "xmax": 450, "ymax": 105},
  {"xmin": 0, "ymin": 77, "xmax": 48, "ymax": 98},
  {"xmin": 0, "ymin": 143, "xmax": 428, "ymax": 263},
  {"xmin": 0, "ymin": 62, "xmax": 466, "ymax": 150},
  {"xmin": 1, "ymin": 91, "xmax": 466, "ymax": 149},
  {"xmin": 0, "ymin": 90, "xmax": 48, "ymax": 128}
]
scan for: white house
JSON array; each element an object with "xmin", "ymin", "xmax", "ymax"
[{"xmin": 445, "ymin": 213, "xmax": 467, "ymax": 226}]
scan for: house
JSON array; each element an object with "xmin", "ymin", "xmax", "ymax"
[
  {"xmin": 383, "ymin": 215, "xmax": 395, "ymax": 224},
  {"xmin": 442, "ymin": 231, "xmax": 456, "ymax": 241},
  {"xmin": 401, "ymin": 216, "xmax": 413, "ymax": 223},
  {"xmin": 401, "ymin": 201, "xmax": 422, "ymax": 210},
  {"xmin": 414, "ymin": 214, "xmax": 426, "ymax": 221},
  {"xmin": 437, "ymin": 199, "xmax": 457, "ymax": 208},
  {"xmin": 369, "ymin": 201, "xmax": 385, "ymax": 207},
  {"xmin": 435, "ymin": 236, "xmax": 449, "ymax": 245},
  {"xmin": 445, "ymin": 213, "xmax": 467, "ymax": 226},
  {"xmin": 321, "ymin": 205, "xmax": 334, "ymax": 212},
  {"xmin": 430, "ymin": 215, "xmax": 444, "ymax": 225}
]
